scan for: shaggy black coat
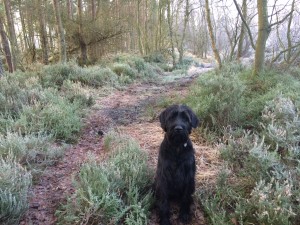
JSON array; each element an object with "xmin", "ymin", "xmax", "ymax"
[{"xmin": 155, "ymin": 104, "xmax": 199, "ymax": 225}]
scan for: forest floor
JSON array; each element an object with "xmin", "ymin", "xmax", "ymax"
[{"xmin": 20, "ymin": 65, "xmax": 221, "ymax": 225}]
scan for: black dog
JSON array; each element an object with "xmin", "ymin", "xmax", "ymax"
[{"xmin": 155, "ymin": 104, "xmax": 199, "ymax": 225}]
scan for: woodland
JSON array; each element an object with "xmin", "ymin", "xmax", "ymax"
[{"xmin": 1, "ymin": 0, "xmax": 300, "ymax": 224}]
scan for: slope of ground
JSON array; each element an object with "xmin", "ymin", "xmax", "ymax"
[{"xmin": 20, "ymin": 65, "xmax": 218, "ymax": 225}]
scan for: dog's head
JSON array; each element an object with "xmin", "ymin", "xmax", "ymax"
[{"xmin": 159, "ymin": 105, "xmax": 199, "ymax": 144}]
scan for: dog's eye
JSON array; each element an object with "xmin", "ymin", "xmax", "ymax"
[{"xmin": 181, "ymin": 112, "xmax": 190, "ymax": 122}]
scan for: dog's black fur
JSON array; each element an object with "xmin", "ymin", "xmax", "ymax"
[{"xmin": 155, "ymin": 104, "xmax": 199, "ymax": 225}]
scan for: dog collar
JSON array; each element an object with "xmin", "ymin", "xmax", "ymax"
[{"xmin": 184, "ymin": 143, "xmax": 187, "ymax": 148}]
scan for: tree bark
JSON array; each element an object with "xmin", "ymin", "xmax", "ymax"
[
  {"xmin": 3, "ymin": 0, "xmax": 18, "ymax": 71},
  {"xmin": 0, "ymin": 15, "xmax": 13, "ymax": 73},
  {"xmin": 252, "ymin": 0, "xmax": 270, "ymax": 76},
  {"xmin": 77, "ymin": 0, "xmax": 88, "ymax": 65},
  {"xmin": 237, "ymin": 0, "xmax": 247, "ymax": 60},
  {"xmin": 53, "ymin": 0, "xmax": 67, "ymax": 63},
  {"xmin": 205, "ymin": 0, "xmax": 222, "ymax": 69},
  {"xmin": 167, "ymin": 0, "xmax": 176, "ymax": 69},
  {"xmin": 178, "ymin": 0, "xmax": 190, "ymax": 64},
  {"xmin": 66, "ymin": 0, "xmax": 73, "ymax": 19},
  {"xmin": 38, "ymin": 0, "xmax": 49, "ymax": 64}
]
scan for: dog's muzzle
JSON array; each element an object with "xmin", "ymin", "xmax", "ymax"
[{"xmin": 168, "ymin": 125, "xmax": 189, "ymax": 143}]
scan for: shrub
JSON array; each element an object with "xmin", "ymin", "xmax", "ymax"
[
  {"xmin": 0, "ymin": 157, "xmax": 32, "ymax": 225},
  {"xmin": 12, "ymin": 89, "xmax": 82, "ymax": 142},
  {"xmin": 69, "ymin": 67, "xmax": 119, "ymax": 88},
  {"xmin": 144, "ymin": 52, "xmax": 166, "ymax": 63},
  {"xmin": 185, "ymin": 68, "xmax": 246, "ymax": 132},
  {"xmin": 56, "ymin": 132, "xmax": 154, "ymax": 224},
  {"xmin": 200, "ymin": 95, "xmax": 300, "ymax": 225},
  {"xmin": 261, "ymin": 95, "xmax": 300, "ymax": 158},
  {"xmin": 111, "ymin": 63, "xmax": 137, "ymax": 79},
  {"xmin": 185, "ymin": 64, "xmax": 300, "ymax": 133},
  {"xmin": 41, "ymin": 63, "xmax": 78, "ymax": 88},
  {"xmin": 0, "ymin": 132, "xmax": 65, "ymax": 170},
  {"xmin": 60, "ymin": 80, "xmax": 94, "ymax": 107}
]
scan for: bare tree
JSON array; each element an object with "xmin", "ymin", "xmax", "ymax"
[
  {"xmin": 53, "ymin": 0, "xmax": 67, "ymax": 63},
  {"xmin": 237, "ymin": 0, "xmax": 247, "ymax": 60},
  {"xmin": 3, "ymin": 0, "xmax": 18, "ymax": 71},
  {"xmin": 205, "ymin": 0, "xmax": 222, "ymax": 69},
  {"xmin": 0, "ymin": 15, "xmax": 13, "ymax": 73},
  {"xmin": 38, "ymin": 0, "xmax": 49, "ymax": 64},
  {"xmin": 167, "ymin": 0, "xmax": 177, "ymax": 68}
]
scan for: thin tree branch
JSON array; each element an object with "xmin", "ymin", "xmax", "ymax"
[
  {"xmin": 269, "ymin": 11, "xmax": 293, "ymax": 27},
  {"xmin": 232, "ymin": 0, "xmax": 256, "ymax": 50}
]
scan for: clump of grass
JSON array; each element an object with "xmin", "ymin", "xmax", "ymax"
[
  {"xmin": 185, "ymin": 67, "xmax": 246, "ymax": 132},
  {"xmin": 185, "ymin": 64, "xmax": 300, "ymax": 134},
  {"xmin": 111, "ymin": 63, "xmax": 137, "ymax": 79},
  {"xmin": 0, "ymin": 132, "xmax": 65, "ymax": 174},
  {"xmin": 56, "ymin": 132, "xmax": 154, "ymax": 225},
  {"xmin": 0, "ymin": 156, "xmax": 32, "ymax": 225},
  {"xmin": 198, "ymin": 95, "xmax": 300, "ymax": 224},
  {"xmin": 10, "ymin": 89, "xmax": 82, "ymax": 142}
]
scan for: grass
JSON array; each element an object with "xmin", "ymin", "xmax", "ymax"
[
  {"xmin": 0, "ymin": 157, "xmax": 32, "ymax": 225},
  {"xmin": 0, "ymin": 53, "xmax": 164, "ymax": 224},
  {"xmin": 56, "ymin": 131, "xmax": 154, "ymax": 225},
  {"xmin": 184, "ymin": 64, "xmax": 300, "ymax": 224}
]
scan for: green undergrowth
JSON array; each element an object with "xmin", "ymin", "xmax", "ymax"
[
  {"xmin": 0, "ymin": 54, "xmax": 162, "ymax": 224},
  {"xmin": 56, "ymin": 131, "xmax": 154, "ymax": 225},
  {"xmin": 184, "ymin": 64, "xmax": 300, "ymax": 224}
]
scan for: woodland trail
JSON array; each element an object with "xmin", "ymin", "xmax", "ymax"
[{"xmin": 20, "ymin": 66, "xmax": 219, "ymax": 225}]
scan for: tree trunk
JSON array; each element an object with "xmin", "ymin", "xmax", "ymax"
[
  {"xmin": 137, "ymin": 0, "xmax": 145, "ymax": 55},
  {"xmin": 77, "ymin": 0, "xmax": 88, "ymax": 65},
  {"xmin": 252, "ymin": 0, "xmax": 270, "ymax": 76},
  {"xmin": 178, "ymin": 0, "xmax": 190, "ymax": 64},
  {"xmin": 38, "ymin": 0, "xmax": 49, "ymax": 64},
  {"xmin": 53, "ymin": 0, "xmax": 67, "ymax": 63},
  {"xmin": 286, "ymin": 0, "xmax": 295, "ymax": 64},
  {"xmin": 205, "ymin": 0, "xmax": 222, "ymax": 69},
  {"xmin": 18, "ymin": 0, "xmax": 29, "ymax": 53},
  {"xmin": 4, "ymin": 0, "xmax": 18, "ymax": 71},
  {"xmin": 167, "ymin": 0, "xmax": 176, "ymax": 69},
  {"xmin": 237, "ymin": 0, "xmax": 247, "ymax": 60},
  {"xmin": 0, "ymin": 16, "xmax": 13, "ymax": 73},
  {"xmin": 91, "ymin": 0, "xmax": 96, "ymax": 20},
  {"xmin": 66, "ymin": 0, "xmax": 73, "ymax": 19}
]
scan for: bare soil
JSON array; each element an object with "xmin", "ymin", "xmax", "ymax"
[{"xmin": 20, "ymin": 66, "xmax": 220, "ymax": 225}]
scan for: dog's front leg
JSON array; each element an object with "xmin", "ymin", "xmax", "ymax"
[
  {"xmin": 179, "ymin": 162, "xmax": 195, "ymax": 223},
  {"xmin": 158, "ymin": 197, "xmax": 171, "ymax": 225}
]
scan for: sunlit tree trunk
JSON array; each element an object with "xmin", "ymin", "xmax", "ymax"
[
  {"xmin": 53, "ymin": 0, "xmax": 67, "ymax": 63},
  {"xmin": 205, "ymin": 0, "xmax": 222, "ymax": 69},
  {"xmin": 4, "ymin": 0, "xmax": 18, "ymax": 71},
  {"xmin": 167, "ymin": 0, "xmax": 176, "ymax": 68},
  {"xmin": 253, "ymin": 0, "xmax": 270, "ymax": 76},
  {"xmin": 178, "ymin": 0, "xmax": 190, "ymax": 64},
  {"xmin": 0, "ymin": 15, "xmax": 13, "ymax": 73}
]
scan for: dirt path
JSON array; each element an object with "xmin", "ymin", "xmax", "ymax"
[{"xmin": 20, "ymin": 66, "xmax": 218, "ymax": 225}]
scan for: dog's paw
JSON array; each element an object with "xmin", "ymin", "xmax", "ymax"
[{"xmin": 179, "ymin": 212, "xmax": 191, "ymax": 224}]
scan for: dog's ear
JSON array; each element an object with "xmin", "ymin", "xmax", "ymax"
[
  {"xmin": 186, "ymin": 106, "xmax": 200, "ymax": 128},
  {"xmin": 159, "ymin": 108, "xmax": 168, "ymax": 132},
  {"xmin": 159, "ymin": 105, "xmax": 176, "ymax": 132}
]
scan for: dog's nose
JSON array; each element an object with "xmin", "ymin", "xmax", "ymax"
[{"xmin": 174, "ymin": 126, "xmax": 183, "ymax": 131}]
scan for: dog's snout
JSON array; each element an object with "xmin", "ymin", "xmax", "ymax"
[{"xmin": 174, "ymin": 125, "xmax": 183, "ymax": 131}]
